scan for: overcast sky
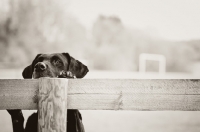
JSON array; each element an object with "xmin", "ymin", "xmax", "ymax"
[{"xmin": 68, "ymin": 0, "xmax": 200, "ymax": 41}]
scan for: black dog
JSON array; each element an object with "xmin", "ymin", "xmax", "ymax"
[{"xmin": 7, "ymin": 53, "xmax": 89, "ymax": 132}]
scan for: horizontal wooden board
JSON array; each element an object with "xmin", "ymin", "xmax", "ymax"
[{"xmin": 0, "ymin": 79, "xmax": 200, "ymax": 110}]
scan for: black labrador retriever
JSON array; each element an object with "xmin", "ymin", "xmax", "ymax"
[{"xmin": 7, "ymin": 53, "xmax": 89, "ymax": 132}]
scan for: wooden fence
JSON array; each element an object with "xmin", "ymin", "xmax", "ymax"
[{"xmin": 0, "ymin": 78, "xmax": 200, "ymax": 131}]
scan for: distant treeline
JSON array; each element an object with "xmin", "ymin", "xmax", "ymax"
[{"xmin": 0, "ymin": 0, "xmax": 199, "ymax": 72}]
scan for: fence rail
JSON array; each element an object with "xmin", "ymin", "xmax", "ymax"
[{"xmin": 0, "ymin": 78, "xmax": 200, "ymax": 111}]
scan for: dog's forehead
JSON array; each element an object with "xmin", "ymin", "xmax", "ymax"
[{"xmin": 39, "ymin": 53, "xmax": 66, "ymax": 61}]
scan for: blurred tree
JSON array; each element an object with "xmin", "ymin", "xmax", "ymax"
[
  {"xmin": 0, "ymin": 0, "xmax": 88, "ymax": 68},
  {"xmin": 93, "ymin": 15, "xmax": 124, "ymax": 46},
  {"xmin": 91, "ymin": 15, "xmax": 137, "ymax": 71}
]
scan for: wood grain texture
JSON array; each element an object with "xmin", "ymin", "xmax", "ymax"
[
  {"xmin": 0, "ymin": 79, "xmax": 38, "ymax": 109},
  {"xmin": 38, "ymin": 78, "xmax": 68, "ymax": 132},
  {"xmin": 0, "ymin": 79, "xmax": 200, "ymax": 110}
]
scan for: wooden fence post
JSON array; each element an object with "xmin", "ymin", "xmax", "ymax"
[{"xmin": 38, "ymin": 78, "xmax": 68, "ymax": 132}]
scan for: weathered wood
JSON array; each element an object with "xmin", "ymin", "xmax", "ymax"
[
  {"xmin": 0, "ymin": 79, "xmax": 200, "ymax": 110},
  {"xmin": 0, "ymin": 79, "xmax": 38, "ymax": 109},
  {"xmin": 38, "ymin": 78, "xmax": 68, "ymax": 132}
]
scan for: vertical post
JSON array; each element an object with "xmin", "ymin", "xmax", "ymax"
[
  {"xmin": 159, "ymin": 56, "xmax": 166, "ymax": 75},
  {"xmin": 38, "ymin": 78, "xmax": 68, "ymax": 132},
  {"xmin": 139, "ymin": 54, "xmax": 146, "ymax": 73}
]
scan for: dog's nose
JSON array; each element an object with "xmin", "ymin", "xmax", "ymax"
[{"xmin": 35, "ymin": 62, "xmax": 47, "ymax": 71}]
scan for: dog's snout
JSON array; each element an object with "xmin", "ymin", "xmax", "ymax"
[{"xmin": 35, "ymin": 62, "xmax": 47, "ymax": 71}]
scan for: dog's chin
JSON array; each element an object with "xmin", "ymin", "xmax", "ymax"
[{"xmin": 32, "ymin": 72, "xmax": 56, "ymax": 79}]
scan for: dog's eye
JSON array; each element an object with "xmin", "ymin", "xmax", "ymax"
[{"xmin": 54, "ymin": 59, "xmax": 62, "ymax": 66}]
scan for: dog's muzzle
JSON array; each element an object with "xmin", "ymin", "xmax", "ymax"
[{"xmin": 34, "ymin": 62, "xmax": 47, "ymax": 72}]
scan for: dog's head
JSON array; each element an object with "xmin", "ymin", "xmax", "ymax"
[{"xmin": 22, "ymin": 53, "xmax": 89, "ymax": 79}]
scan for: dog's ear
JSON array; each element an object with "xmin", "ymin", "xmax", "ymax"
[
  {"xmin": 63, "ymin": 53, "xmax": 89, "ymax": 78},
  {"xmin": 22, "ymin": 65, "xmax": 32, "ymax": 79},
  {"xmin": 22, "ymin": 54, "xmax": 41, "ymax": 79}
]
